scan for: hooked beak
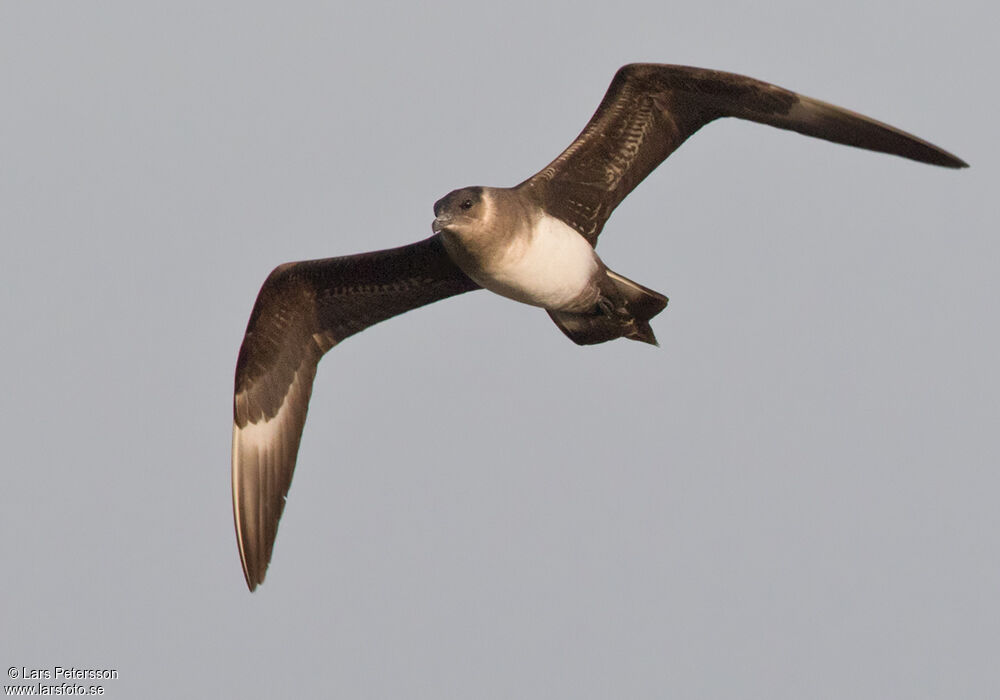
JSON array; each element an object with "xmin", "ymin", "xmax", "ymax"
[{"xmin": 431, "ymin": 215, "xmax": 451, "ymax": 234}]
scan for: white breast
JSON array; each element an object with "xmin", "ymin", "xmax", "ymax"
[{"xmin": 474, "ymin": 214, "xmax": 600, "ymax": 311}]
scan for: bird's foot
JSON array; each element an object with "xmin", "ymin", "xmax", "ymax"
[{"xmin": 596, "ymin": 296, "xmax": 629, "ymax": 320}]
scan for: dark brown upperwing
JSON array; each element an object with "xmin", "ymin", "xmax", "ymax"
[
  {"xmin": 232, "ymin": 235, "xmax": 479, "ymax": 591},
  {"xmin": 519, "ymin": 63, "xmax": 967, "ymax": 244}
]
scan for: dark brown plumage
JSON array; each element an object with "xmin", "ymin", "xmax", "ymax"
[
  {"xmin": 233, "ymin": 237, "xmax": 478, "ymax": 589},
  {"xmin": 233, "ymin": 63, "xmax": 965, "ymax": 591},
  {"xmin": 520, "ymin": 64, "xmax": 966, "ymax": 243}
]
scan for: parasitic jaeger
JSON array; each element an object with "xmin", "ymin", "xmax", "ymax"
[{"xmin": 232, "ymin": 63, "xmax": 966, "ymax": 591}]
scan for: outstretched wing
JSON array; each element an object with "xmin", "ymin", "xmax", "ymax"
[
  {"xmin": 519, "ymin": 63, "xmax": 967, "ymax": 243},
  {"xmin": 233, "ymin": 235, "xmax": 479, "ymax": 591}
]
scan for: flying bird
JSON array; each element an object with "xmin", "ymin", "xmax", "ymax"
[{"xmin": 232, "ymin": 63, "xmax": 966, "ymax": 591}]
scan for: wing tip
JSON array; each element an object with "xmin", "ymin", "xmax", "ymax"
[
  {"xmin": 233, "ymin": 420, "xmax": 267, "ymax": 593},
  {"xmin": 243, "ymin": 567, "xmax": 262, "ymax": 593},
  {"xmin": 235, "ymin": 518, "xmax": 266, "ymax": 594},
  {"xmin": 943, "ymin": 153, "xmax": 970, "ymax": 169},
  {"xmin": 916, "ymin": 142, "xmax": 968, "ymax": 169},
  {"xmin": 797, "ymin": 94, "xmax": 970, "ymax": 170}
]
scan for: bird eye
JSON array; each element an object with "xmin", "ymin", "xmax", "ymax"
[{"xmin": 460, "ymin": 199, "xmax": 473, "ymax": 210}]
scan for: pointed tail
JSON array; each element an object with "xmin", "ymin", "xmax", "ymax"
[{"xmin": 548, "ymin": 270, "xmax": 668, "ymax": 346}]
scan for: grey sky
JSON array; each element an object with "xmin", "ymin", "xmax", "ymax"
[{"xmin": 2, "ymin": 1, "xmax": 996, "ymax": 698}]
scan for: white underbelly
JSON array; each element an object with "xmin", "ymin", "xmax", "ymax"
[{"xmin": 474, "ymin": 215, "xmax": 600, "ymax": 311}]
